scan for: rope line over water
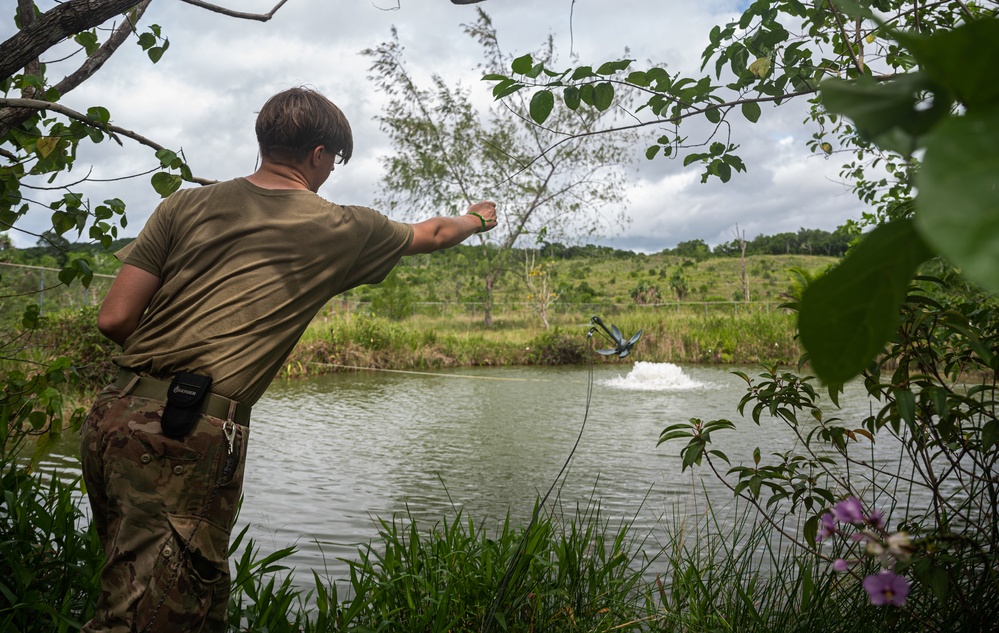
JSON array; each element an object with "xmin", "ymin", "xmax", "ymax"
[{"xmin": 307, "ymin": 362, "xmax": 579, "ymax": 383}]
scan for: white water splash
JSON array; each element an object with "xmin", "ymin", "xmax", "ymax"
[{"xmin": 601, "ymin": 361, "xmax": 705, "ymax": 391}]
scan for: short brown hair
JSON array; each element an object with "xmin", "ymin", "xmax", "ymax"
[{"xmin": 255, "ymin": 87, "xmax": 353, "ymax": 166}]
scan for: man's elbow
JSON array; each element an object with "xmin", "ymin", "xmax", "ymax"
[{"xmin": 97, "ymin": 309, "xmax": 133, "ymax": 347}]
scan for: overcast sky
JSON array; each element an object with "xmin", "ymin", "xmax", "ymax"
[{"xmin": 8, "ymin": 0, "xmax": 868, "ymax": 251}]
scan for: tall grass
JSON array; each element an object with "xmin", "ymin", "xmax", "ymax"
[
  {"xmin": 647, "ymin": 491, "xmax": 929, "ymax": 633},
  {"xmin": 284, "ymin": 308, "xmax": 798, "ymax": 378},
  {"xmin": 0, "ymin": 392, "xmax": 102, "ymax": 630},
  {"xmin": 334, "ymin": 501, "xmax": 653, "ymax": 632}
]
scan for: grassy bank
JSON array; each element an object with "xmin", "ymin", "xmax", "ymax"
[{"xmin": 283, "ymin": 307, "xmax": 799, "ymax": 379}]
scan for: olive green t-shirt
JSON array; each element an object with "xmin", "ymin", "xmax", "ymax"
[{"xmin": 114, "ymin": 178, "xmax": 413, "ymax": 405}]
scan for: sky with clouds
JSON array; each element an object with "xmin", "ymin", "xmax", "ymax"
[{"xmin": 8, "ymin": 0, "xmax": 868, "ymax": 251}]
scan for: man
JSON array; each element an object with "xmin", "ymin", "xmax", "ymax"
[{"xmin": 79, "ymin": 86, "xmax": 497, "ymax": 632}]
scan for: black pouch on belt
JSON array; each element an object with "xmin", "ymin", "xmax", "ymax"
[{"xmin": 161, "ymin": 372, "xmax": 213, "ymax": 438}]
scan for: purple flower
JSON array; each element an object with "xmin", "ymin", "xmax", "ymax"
[
  {"xmin": 863, "ymin": 570, "xmax": 910, "ymax": 606},
  {"xmin": 833, "ymin": 497, "xmax": 865, "ymax": 525},
  {"xmin": 867, "ymin": 509, "xmax": 885, "ymax": 530},
  {"xmin": 816, "ymin": 512, "xmax": 837, "ymax": 542},
  {"xmin": 833, "ymin": 558, "xmax": 849, "ymax": 572}
]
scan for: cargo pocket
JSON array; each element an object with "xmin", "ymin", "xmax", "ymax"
[{"xmin": 133, "ymin": 514, "xmax": 230, "ymax": 633}]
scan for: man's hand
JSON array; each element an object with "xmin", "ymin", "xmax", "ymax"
[
  {"xmin": 406, "ymin": 200, "xmax": 501, "ymax": 255},
  {"xmin": 466, "ymin": 200, "xmax": 498, "ymax": 233}
]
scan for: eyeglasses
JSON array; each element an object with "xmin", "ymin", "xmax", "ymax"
[{"xmin": 323, "ymin": 148, "xmax": 346, "ymax": 172}]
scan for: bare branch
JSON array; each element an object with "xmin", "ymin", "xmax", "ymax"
[
  {"xmin": 178, "ymin": 0, "xmax": 291, "ymax": 21},
  {"xmin": 826, "ymin": 0, "xmax": 865, "ymax": 74},
  {"xmin": 0, "ymin": 97, "xmax": 217, "ymax": 186}
]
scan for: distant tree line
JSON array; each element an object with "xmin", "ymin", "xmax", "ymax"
[
  {"xmin": 2, "ymin": 225, "xmax": 852, "ymax": 273},
  {"xmin": 668, "ymin": 225, "xmax": 859, "ymax": 261}
]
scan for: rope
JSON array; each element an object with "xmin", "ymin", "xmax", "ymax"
[
  {"xmin": 308, "ymin": 362, "xmax": 581, "ymax": 383},
  {"xmin": 480, "ymin": 337, "xmax": 597, "ymax": 633}
]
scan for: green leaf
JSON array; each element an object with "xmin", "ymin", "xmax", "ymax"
[
  {"xmin": 798, "ymin": 219, "xmax": 933, "ymax": 385},
  {"xmin": 683, "ymin": 152, "xmax": 706, "ymax": 167},
  {"xmin": 715, "ymin": 159, "xmax": 732, "ymax": 183},
  {"xmin": 529, "ymin": 90, "xmax": 555, "ymax": 124},
  {"xmin": 74, "ymin": 31, "xmax": 100, "ymax": 56},
  {"xmin": 21, "ymin": 304, "xmax": 40, "ymax": 329},
  {"xmin": 800, "ymin": 560, "xmax": 815, "ymax": 608},
  {"xmin": 511, "ymin": 54, "xmax": 534, "ymax": 75},
  {"xmin": 705, "ymin": 107, "xmax": 721, "ymax": 124},
  {"xmin": 492, "ymin": 78, "xmax": 522, "ymax": 99},
  {"xmin": 895, "ymin": 388, "xmax": 916, "ymax": 429},
  {"xmin": 155, "ymin": 148, "xmax": 178, "ymax": 167},
  {"xmin": 563, "ymin": 86, "xmax": 581, "ymax": 110},
  {"xmin": 86, "ymin": 106, "xmax": 111, "ymax": 123},
  {"xmin": 820, "ymin": 74, "xmax": 949, "ymax": 155},
  {"xmin": 58, "ymin": 265, "xmax": 77, "ymax": 285},
  {"xmin": 151, "ymin": 171, "xmax": 182, "ymax": 198},
  {"xmin": 148, "ymin": 42, "xmax": 168, "ymax": 64},
  {"xmin": 741, "ymin": 101, "xmax": 761, "ymax": 123},
  {"xmin": 681, "ymin": 441, "xmax": 705, "ymax": 470},
  {"xmin": 570, "ymin": 66, "xmax": 595, "ymax": 80},
  {"xmin": 626, "ymin": 71, "xmax": 650, "ymax": 87},
  {"xmin": 73, "ymin": 258, "xmax": 94, "ymax": 288},
  {"xmin": 914, "ymin": 105, "xmax": 999, "ymax": 294},
  {"xmin": 898, "ymin": 19, "xmax": 999, "ymax": 111},
  {"xmin": 596, "ymin": 59, "xmax": 632, "ymax": 75},
  {"xmin": 593, "ymin": 82, "xmax": 614, "ymax": 111},
  {"xmin": 645, "ymin": 145, "xmax": 660, "ymax": 160},
  {"xmin": 982, "ymin": 419, "xmax": 999, "ymax": 451}
]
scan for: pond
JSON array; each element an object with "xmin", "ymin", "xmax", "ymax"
[{"xmin": 40, "ymin": 361, "xmax": 884, "ymax": 585}]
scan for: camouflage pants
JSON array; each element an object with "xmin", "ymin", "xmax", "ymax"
[{"xmin": 79, "ymin": 383, "xmax": 249, "ymax": 633}]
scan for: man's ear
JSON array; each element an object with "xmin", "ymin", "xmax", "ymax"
[{"xmin": 310, "ymin": 145, "xmax": 325, "ymax": 166}]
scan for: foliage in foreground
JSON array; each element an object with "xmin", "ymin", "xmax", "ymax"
[{"xmin": 661, "ymin": 274, "xmax": 999, "ymax": 631}]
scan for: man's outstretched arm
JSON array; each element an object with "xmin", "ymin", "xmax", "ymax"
[{"xmin": 405, "ymin": 201, "xmax": 498, "ymax": 255}]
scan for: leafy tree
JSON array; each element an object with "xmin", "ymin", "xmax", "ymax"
[
  {"xmin": 369, "ymin": 269, "xmax": 416, "ymax": 320},
  {"xmin": 483, "ymin": 0, "xmax": 999, "ymax": 382},
  {"xmin": 629, "ymin": 279, "xmax": 660, "ymax": 305},
  {"xmin": 490, "ymin": 0, "xmax": 999, "ymax": 620},
  {"xmin": 363, "ymin": 9, "xmax": 637, "ymax": 326},
  {"xmin": 669, "ymin": 238, "xmax": 712, "ymax": 261},
  {"xmin": 668, "ymin": 267, "xmax": 689, "ymax": 301}
]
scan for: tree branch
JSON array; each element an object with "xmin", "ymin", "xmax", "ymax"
[
  {"xmin": 177, "ymin": 0, "xmax": 291, "ymax": 21},
  {"xmin": 0, "ymin": 97, "xmax": 217, "ymax": 186},
  {"xmin": 0, "ymin": 0, "xmax": 145, "ymax": 82},
  {"xmin": 0, "ymin": 0, "xmax": 153, "ymax": 140},
  {"xmin": 826, "ymin": 0, "xmax": 865, "ymax": 74}
]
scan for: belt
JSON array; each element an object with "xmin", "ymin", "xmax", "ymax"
[{"xmin": 114, "ymin": 370, "xmax": 252, "ymax": 427}]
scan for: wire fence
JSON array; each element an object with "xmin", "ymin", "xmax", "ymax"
[
  {"xmin": 0, "ymin": 262, "xmax": 116, "ymax": 317},
  {"xmin": 1, "ymin": 262, "xmax": 786, "ymax": 322},
  {"xmin": 326, "ymin": 298, "xmax": 785, "ymax": 320}
]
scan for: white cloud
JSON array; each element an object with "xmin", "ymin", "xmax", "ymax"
[{"xmin": 8, "ymin": 0, "xmax": 868, "ymax": 249}]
